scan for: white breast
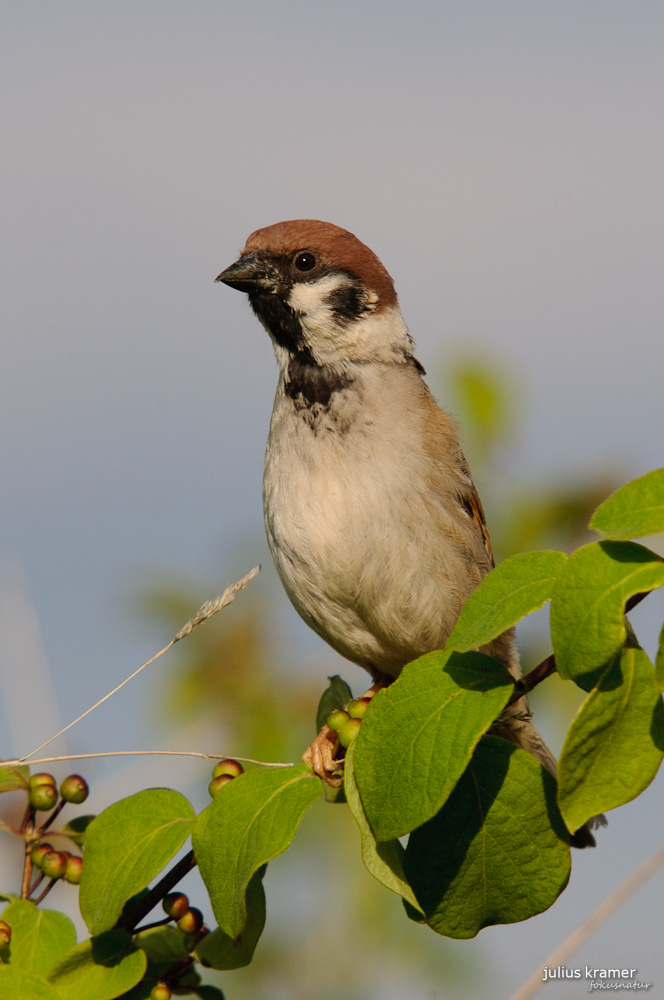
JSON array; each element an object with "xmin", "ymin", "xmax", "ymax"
[{"xmin": 262, "ymin": 362, "xmax": 483, "ymax": 678}]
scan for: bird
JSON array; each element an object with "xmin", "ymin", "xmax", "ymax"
[{"xmin": 216, "ymin": 219, "xmax": 597, "ymax": 847}]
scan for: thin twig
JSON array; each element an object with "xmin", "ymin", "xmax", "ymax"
[
  {"xmin": 0, "ymin": 819, "xmax": 22, "ymax": 836},
  {"xmin": 17, "ymin": 567, "xmax": 260, "ymax": 764},
  {"xmin": 508, "ymin": 589, "xmax": 652, "ymax": 707},
  {"xmin": 2, "ymin": 749, "xmax": 294, "ymax": 769},
  {"xmin": 21, "ymin": 845, "xmax": 33, "ymax": 899},
  {"xmin": 41, "ymin": 799, "xmax": 66, "ymax": 832},
  {"xmin": 508, "ymin": 844, "xmax": 664, "ymax": 1000},
  {"xmin": 132, "ymin": 915, "xmax": 173, "ymax": 934},
  {"xmin": 27, "ymin": 870, "xmax": 45, "ymax": 898},
  {"xmin": 510, "ymin": 654, "xmax": 557, "ymax": 704},
  {"xmin": 33, "ymin": 877, "xmax": 58, "ymax": 906}
]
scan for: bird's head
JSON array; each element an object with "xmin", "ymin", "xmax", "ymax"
[{"xmin": 216, "ymin": 219, "xmax": 414, "ymax": 368}]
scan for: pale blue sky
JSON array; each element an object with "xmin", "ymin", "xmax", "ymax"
[{"xmin": 1, "ymin": 3, "xmax": 663, "ymax": 996}]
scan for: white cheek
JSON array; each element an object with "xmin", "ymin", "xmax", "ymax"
[
  {"xmin": 286, "ymin": 277, "xmax": 350, "ymax": 362},
  {"xmin": 288, "ymin": 276, "xmax": 343, "ymax": 326},
  {"xmin": 287, "ymin": 278, "xmax": 410, "ymax": 365},
  {"xmin": 350, "ymin": 307, "xmax": 411, "ymax": 363}
]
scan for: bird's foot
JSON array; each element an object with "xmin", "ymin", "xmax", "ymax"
[
  {"xmin": 302, "ymin": 676, "xmax": 391, "ymax": 786},
  {"xmin": 302, "ymin": 724, "xmax": 344, "ymax": 787},
  {"xmin": 360, "ymin": 678, "xmax": 389, "ymax": 700}
]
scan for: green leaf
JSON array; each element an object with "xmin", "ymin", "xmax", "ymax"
[
  {"xmin": 343, "ymin": 743, "xmax": 424, "ymax": 916},
  {"xmin": 130, "ymin": 925, "xmax": 192, "ymax": 995},
  {"xmin": 194, "ymin": 765, "xmax": 321, "ymax": 939},
  {"xmin": 0, "ymin": 900, "xmax": 76, "ymax": 976},
  {"xmin": 79, "ymin": 789, "xmax": 195, "ymax": 935},
  {"xmin": 558, "ymin": 645, "xmax": 664, "ymax": 832},
  {"xmin": 590, "ymin": 469, "xmax": 664, "ymax": 539},
  {"xmin": 444, "ymin": 355, "xmax": 514, "ymax": 450},
  {"xmin": 196, "ymin": 868, "xmax": 266, "ymax": 969},
  {"xmin": 404, "ymin": 737, "xmax": 571, "ymax": 939},
  {"xmin": 134, "ymin": 924, "xmax": 190, "ymax": 968},
  {"xmin": 352, "ymin": 651, "xmax": 513, "ymax": 841},
  {"xmin": 0, "ymin": 762, "xmax": 29, "ymax": 793},
  {"xmin": 655, "ymin": 620, "xmax": 664, "ymax": 692},
  {"xmin": 113, "ymin": 983, "xmax": 153, "ymax": 1000},
  {"xmin": 0, "ymin": 967, "xmax": 61, "ymax": 1000},
  {"xmin": 58, "ymin": 814, "xmax": 96, "ymax": 846},
  {"xmin": 315, "ymin": 675, "xmax": 353, "ymax": 732},
  {"xmin": 550, "ymin": 541, "xmax": 664, "ymax": 683},
  {"xmin": 315, "ymin": 676, "xmax": 354, "ymax": 803},
  {"xmin": 446, "ymin": 551, "xmax": 567, "ymax": 652},
  {"xmin": 47, "ymin": 930, "xmax": 146, "ymax": 1000}
]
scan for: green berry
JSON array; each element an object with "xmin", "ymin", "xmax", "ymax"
[
  {"xmin": 326, "ymin": 709, "xmax": 350, "ymax": 732},
  {"xmin": 30, "ymin": 783, "xmax": 59, "ymax": 811},
  {"xmin": 150, "ymin": 984, "xmax": 172, "ymax": 1000},
  {"xmin": 347, "ymin": 697, "xmax": 371, "ymax": 719},
  {"xmin": 64, "ymin": 855, "xmax": 83, "ymax": 884},
  {"xmin": 208, "ymin": 774, "xmax": 234, "ymax": 798},
  {"xmin": 29, "ymin": 772, "xmax": 56, "ymax": 789},
  {"xmin": 337, "ymin": 717, "xmax": 362, "ymax": 748},
  {"xmin": 212, "ymin": 758, "xmax": 244, "ymax": 779},
  {"xmin": 41, "ymin": 850, "xmax": 68, "ymax": 879},
  {"xmin": 60, "ymin": 774, "xmax": 89, "ymax": 804},
  {"xmin": 0, "ymin": 919, "xmax": 11, "ymax": 948},
  {"xmin": 162, "ymin": 892, "xmax": 189, "ymax": 919},
  {"xmin": 177, "ymin": 907, "xmax": 203, "ymax": 935},
  {"xmin": 31, "ymin": 842, "xmax": 54, "ymax": 868}
]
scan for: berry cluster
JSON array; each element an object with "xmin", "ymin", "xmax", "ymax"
[
  {"xmin": 24, "ymin": 771, "xmax": 89, "ymax": 899},
  {"xmin": 30, "ymin": 841, "xmax": 82, "ymax": 884},
  {"xmin": 162, "ymin": 891, "xmax": 205, "ymax": 935},
  {"xmin": 28, "ymin": 772, "xmax": 89, "ymax": 812},
  {"xmin": 326, "ymin": 696, "xmax": 372, "ymax": 749},
  {"xmin": 140, "ymin": 891, "xmax": 211, "ymax": 997},
  {"xmin": 207, "ymin": 757, "xmax": 244, "ymax": 799}
]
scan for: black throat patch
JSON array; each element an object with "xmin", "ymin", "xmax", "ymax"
[
  {"xmin": 285, "ymin": 357, "xmax": 354, "ymax": 408},
  {"xmin": 249, "ymin": 291, "xmax": 315, "ymax": 363},
  {"xmin": 284, "ymin": 357, "xmax": 357, "ymax": 435}
]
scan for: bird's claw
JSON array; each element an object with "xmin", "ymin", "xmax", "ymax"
[{"xmin": 302, "ymin": 724, "xmax": 344, "ymax": 787}]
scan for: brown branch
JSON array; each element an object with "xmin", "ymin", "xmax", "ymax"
[
  {"xmin": 21, "ymin": 845, "xmax": 33, "ymax": 900},
  {"xmin": 508, "ymin": 589, "xmax": 653, "ymax": 706},
  {"xmin": 41, "ymin": 799, "xmax": 66, "ymax": 832},
  {"xmin": 509, "ymin": 655, "xmax": 557, "ymax": 705},
  {"xmin": 131, "ymin": 915, "xmax": 172, "ymax": 934},
  {"xmin": 27, "ymin": 870, "xmax": 45, "ymax": 898},
  {"xmin": 116, "ymin": 849, "xmax": 197, "ymax": 933},
  {"xmin": 33, "ymin": 878, "xmax": 58, "ymax": 906}
]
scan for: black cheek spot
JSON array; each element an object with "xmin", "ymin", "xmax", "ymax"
[{"xmin": 324, "ymin": 282, "xmax": 369, "ymax": 324}]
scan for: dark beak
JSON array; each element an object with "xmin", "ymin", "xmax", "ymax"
[{"xmin": 215, "ymin": 252, "xmax": 276, "ymax": 293}]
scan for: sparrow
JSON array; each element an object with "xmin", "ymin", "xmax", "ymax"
[{"xmin": 216, "ymin": 219, "xmax": 597, "ymax": 847}]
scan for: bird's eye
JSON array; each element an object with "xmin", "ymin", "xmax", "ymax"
[{"xmin": 294, "ymin": 252, "xmax": 316, "ymax": 272}]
